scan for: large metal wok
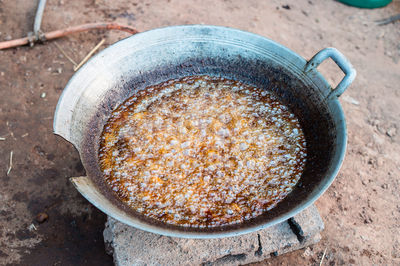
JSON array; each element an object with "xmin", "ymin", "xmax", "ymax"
[{"xmin": 53, "ymin": 25, "xmax": 356, "ymax": 238}]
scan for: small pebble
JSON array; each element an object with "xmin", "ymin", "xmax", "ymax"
[
  {"xmin": 36, "ymin": 212, "xmax": 49, "ymax": 223},
  {"xmin": 386, "ymin": 127, "xmax": 397, "ymax": 138},
  {"xmin": 40, "ymin": 92, "xmax": 46, "ymax": 98}
]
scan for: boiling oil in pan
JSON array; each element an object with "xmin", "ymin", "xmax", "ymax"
[{"xmin": 99, "ymin": 75, "xmax": 307, "ymax": 228}]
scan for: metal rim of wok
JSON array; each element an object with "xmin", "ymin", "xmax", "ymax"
[{"xmin": 53, "ymin": 25, "xmax": 356, "ymax": 238}]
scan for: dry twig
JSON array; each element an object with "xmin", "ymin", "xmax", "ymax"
[
  {"xmin": 0, "ymin": 23, "xmax": 138, "ymax": 50},
  {"xmin": 54, "ymin": 42, "xmax": 77, "ymax": 66},
  {"xmin": 319, "ymin": 247, "xmax": 328, "ymax": 266},
  {"xmin": 376, "ymin": 14, "xmax": 400, "ymax": 26},
  {"xmin": 7, "ymin": 151, "xmax": 13, "ymax": 176},
  {"xmin": 74, "ymin": 38, "xmax": 105, "ymax": 71}
]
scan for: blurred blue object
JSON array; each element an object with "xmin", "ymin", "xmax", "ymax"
[{"xmin": 337, "ymin": 0, "xmax": 392, "ymax": 8}]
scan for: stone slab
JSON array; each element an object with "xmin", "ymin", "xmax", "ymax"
[{"xmin": 103, "ymin": 205, "xmax": 324, "ymax": 266}]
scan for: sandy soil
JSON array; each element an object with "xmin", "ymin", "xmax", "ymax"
[{"xmin": 0, "ymin": 0, "xmax": 399, "ymax": 265}]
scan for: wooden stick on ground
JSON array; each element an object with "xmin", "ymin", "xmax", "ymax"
[
  {"xmin": 74, "ymin": 38, "xmax": 105, "ymax": 71},
  {"xmin": 376, "ymin": 13, "xmax": 400, "ymax": 26},
  {"xmin": 6, "ymin": 151, "xmax": 13, "ymax": 176},
  {"xmin": 0, "ymin": 22, "xmax": 138, "ymax": 50}
]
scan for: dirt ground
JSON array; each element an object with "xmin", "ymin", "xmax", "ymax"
[{"xmin": 0, "ymin": 0, "xmax": 399, "ymax": 265}]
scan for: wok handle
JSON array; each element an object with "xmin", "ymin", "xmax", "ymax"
[{"xmin": 305, "ymin": 47, "xmax": 356, "ymax": 98}]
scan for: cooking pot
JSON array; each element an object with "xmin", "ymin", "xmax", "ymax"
[{"xmin": 53, "ymin": 25, "xmax": 356, "ymax": 238}]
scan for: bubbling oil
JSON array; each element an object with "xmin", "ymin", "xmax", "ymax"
[{"xmin": 99, "ymin": 76, "xmax": 307, "ymax": 227}]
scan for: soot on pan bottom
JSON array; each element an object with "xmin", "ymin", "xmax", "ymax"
[{"xmin": 99, "ymin": 75, "xmax": 307, "ymax": 228}]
